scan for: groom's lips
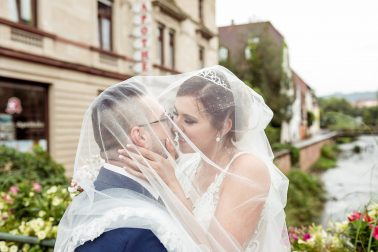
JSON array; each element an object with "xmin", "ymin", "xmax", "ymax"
[{"xmin": 178, "ymin": 135, "xmax": 186, "ymax": 144}]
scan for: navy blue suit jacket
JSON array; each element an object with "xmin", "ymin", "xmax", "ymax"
[{"xmin": 75, "ymin": 167, "xmax": 167, "ymax": 252}]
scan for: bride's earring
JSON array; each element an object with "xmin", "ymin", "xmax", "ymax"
[{"xmin": 216, "ymin": 134, "xmax": 221, "ymax": 142}]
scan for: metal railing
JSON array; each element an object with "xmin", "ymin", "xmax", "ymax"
[{"xmin": 0, "ymin": 232, "xmax": 55, "ymax": 248}]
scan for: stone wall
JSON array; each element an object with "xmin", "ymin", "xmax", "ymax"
[
  {"xmin": 274, "ymin": 150, "xmax": 291, "ymax": 174},
  {"xmin": 273, "ymin": 132, "xmax": 338, "ymax": 174}
]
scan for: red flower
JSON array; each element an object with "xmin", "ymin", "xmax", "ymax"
[
  {"xmin": 32, "ymin": 182, "xmax": 42, "ymax": 193},
  {"xmin": 373, "ymin": 226, "xmax": 378, "ymax": 240},
  {"xmin": 363, "ymin": 214, "xmax": 372, "ymax": 223},
  {"xmin": 348, "ymin": 211, "xmax": 362, "ymax": 222}
]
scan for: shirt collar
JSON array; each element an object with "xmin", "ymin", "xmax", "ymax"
[{"xmin": 103, "ymin": 163, "xmax": 160, "ymax": 200}]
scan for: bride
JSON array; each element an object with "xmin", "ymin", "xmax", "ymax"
[{"xmin": 118, "ymin": 66, "xmax": 290, "ymax": 251}]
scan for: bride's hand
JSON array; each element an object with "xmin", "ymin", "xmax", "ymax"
[{"xmin": 118, "ymin": 138, "xmax": 178, "ymax": 186}]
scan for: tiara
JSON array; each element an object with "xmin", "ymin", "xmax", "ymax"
[{"xmin": 197, "ymin": 70, "xmax": 230, "ymax": 89}]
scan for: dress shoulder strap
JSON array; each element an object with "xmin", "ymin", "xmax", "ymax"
[
  {"xmin": 224, "ymin": 151, "xmax": 248, "ymax": 172},
  {"xmin": 209, "ymin": 152, "xmax": 249, "ymax": 196}
]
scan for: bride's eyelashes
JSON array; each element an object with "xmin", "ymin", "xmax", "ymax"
[
  {"xmin": 172, "ymin": 108, "xmax": 197, "ymax": 125},
  {"xmin": 184, "ymin": 118, "xmax": 196, "ymax": 125}
]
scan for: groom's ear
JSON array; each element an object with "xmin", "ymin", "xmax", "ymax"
[{"xmin": 130, "ymin": 126, "xmax": 146, "ymax": 147}]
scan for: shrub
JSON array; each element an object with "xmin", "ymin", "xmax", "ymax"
[
  {"xmin": 272, "ymin": 143, "xmax": 291, "ymax": 152},
  {"xmin": 0, "ymin": 146, "xmax": 68, "ymax": 191},
  {"xmin": 290, "ymin": 146, "xmax": 300, "ymax": 167},
  {"xmin": 311, "ymin": 144, "xmax": 339, "ymax": 172},
  {"xmin": 312, "ymin": 157, "xmax": 337, "ymax": 171},
  {"xmin": 286, "ymin": 170, "xmax": 326, "ymax": 227},
  {"xmin": 321, "ymin": 144, "xmax": 339, "ymax": 160},
  {"xmin": 353, "ymin": 145, "xmax": 362, "ymax": 154},
  {"xmin": 335, "ymin": 136, "xmax": 355, "ymax": 144},
  {"xmin": 265, "ymin": 125, "xmax": 281, "ymax": 145}
]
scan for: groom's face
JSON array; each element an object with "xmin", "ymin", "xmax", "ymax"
[{"xmin": 133, "ymin": 96, "xmax": 173, "ymax": 155}]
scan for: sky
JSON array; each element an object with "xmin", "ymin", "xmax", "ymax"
[{"xmin": 216, "ymin": 0, "xmax": 378, "ymax": 96}]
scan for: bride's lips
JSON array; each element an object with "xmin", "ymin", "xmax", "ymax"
[{"xmin": 177, "ymin": 134, "xmax": 187, "ymax": 144}]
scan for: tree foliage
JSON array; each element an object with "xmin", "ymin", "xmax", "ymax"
[{"xmin": 242, "ymin": 31, "xmax": 294, "ymax": 127}]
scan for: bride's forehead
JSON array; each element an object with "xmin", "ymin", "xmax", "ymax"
[{"xmin": 175, "ymin": 96, "xmax": 205, "ymax": 115}]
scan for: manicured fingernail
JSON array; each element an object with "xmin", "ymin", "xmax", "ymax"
[{"xmin": 118, "ymin": 155, "xmax": 125, "ymax": 160}]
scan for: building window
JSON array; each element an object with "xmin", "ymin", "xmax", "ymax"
[
  {"xmin": 8, "ymin": 0, "xmax": 37, "ymax": 27},
  {"xmin": 219, "ymin": 47, "xmax": 228, "ymax": 61},
  {"xmin": 98, "ymin": 0, "xmax": 113, "ymax": 51},
  {"xmin": 199, "ymin": 46, "xmax": 205, "ymax": 68},
  {"xmin": 0, "ymin": 79, "xmax": 48, "ymax": 152},
  {"xmin": 244, "ymin": 46, "xmax": 252, "ymax": 60},
  {"xmin": 157, "ymin": 23, "xmax": 165, "ymax": 66},
  {"xmin": 199, "ymin": 0, "xmax": 204, "ymax": 22},
  {"xmin": 168, "ymin": 29, "xmax": 175, "ymax": 69}
]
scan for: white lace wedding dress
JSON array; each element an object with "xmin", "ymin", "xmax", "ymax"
[{"xmin": 176, "ymin": 152, "xmax": 263, "ymax": 251}]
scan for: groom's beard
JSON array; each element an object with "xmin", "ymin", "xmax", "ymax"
[{"xmin": 150, "ymin": 138, "xmax": 168, "ymax": 158}]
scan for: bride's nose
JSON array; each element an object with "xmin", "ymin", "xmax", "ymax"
[{"xmin": 171, "ymin": 117, "xmax": 183, "ymax": 134}]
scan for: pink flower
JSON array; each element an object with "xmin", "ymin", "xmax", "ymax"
[
  {"xmin": 32, "ymin": 182, "xmax": 42, "ymax": 193},
  {"xmin": 290, "ymin": 233, "xmax": 298, "ymax": 241},
  {"xmin": 2, "ymin": 194, "xmax": 13, "ymax": 204},
  {"xmin": 303, "ymin": 233, "xmax": 311, "ymax": 241},
  {"xmin": 373, "ymin": 226, "xmax": 378, "ymax": 240},
  {"xmin": 348, "ymin": 211, "xmax": 362, "ymax": 222},
  {"xmin": 9, "ymin": 186, "xmax": 19, "ymax": 195}
]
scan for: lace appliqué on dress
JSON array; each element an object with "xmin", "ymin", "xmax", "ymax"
[
  {"xmin": 64, "ymin": 207, "xmax": 184, "ymax": 252},
  {"xmin": 191, "ymin": 152, "xmax": 266, "ymax": 251}
]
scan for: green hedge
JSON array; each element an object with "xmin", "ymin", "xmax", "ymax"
[
  {"xmin": 0, "ymin": 146, "xmax": 68, "ymax": 191},
  {"xmin": 0, "ymin": 146, "xmax": 70, "ymax": 251},
  {"xmin": 286, "ymin": 169, "xmax": 326, "ymax": 227},
  {"xmin": 311, "ymin": 144, "xmax": 339, "ymax": 172}
]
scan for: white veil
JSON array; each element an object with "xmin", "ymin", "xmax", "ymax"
[{"xmin": 55, "ymin": 65, "xmax": 290, "ymax": 252}]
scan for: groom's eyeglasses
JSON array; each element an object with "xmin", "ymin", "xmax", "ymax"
[{"xmin": 138, "ymin": 112, "xmax": 174, "ymax": 127}]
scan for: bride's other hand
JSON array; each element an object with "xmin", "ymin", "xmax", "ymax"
[
  {"xmin": 118, "ymin": 139, "xmax": 193, "ymax": 210},
  {"xmin": 117, "ymin": 138, "xmax": 178, "ymax": 186}
]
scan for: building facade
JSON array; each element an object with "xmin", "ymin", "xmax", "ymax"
[
  {"xmin": 291, "ymin": 71, "xmax": 320, "ymax": 141},
  {"xmin": 0, "ymin": 0, "xmax": 218, "ymax": 176},
  {"xmin": 218, "ymin": 21, "xmax": 320, "ymax": 143}
]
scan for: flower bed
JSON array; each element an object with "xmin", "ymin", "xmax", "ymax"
[
  {"xmin": 290, "ymin": 203, "xmax": 378, "ymax": 252},
  {"xmin": 0, "ymin": 182, "xmax": 72, "ymax": 251}
]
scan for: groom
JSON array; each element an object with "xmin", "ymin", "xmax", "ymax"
[{"xmin": 74, "ymin": 82, "xmax": 172, "ymax": 252}]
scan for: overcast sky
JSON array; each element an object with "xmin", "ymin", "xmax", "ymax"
[{"xmin": 216, "ymin": 0, "xmax": 378, "ymax": 96}]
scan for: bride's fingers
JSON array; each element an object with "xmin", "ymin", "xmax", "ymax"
[
  {"xmin": 126, "ymin": 152, "xmax": 154, "ymax": 168},
  {"xmin": 123, "ymin": 166, "xmax": 147, "ymax": 181},
  {"xmin": 125, "ymin": 144, "xmax": 160, "ymax": 161},
  {"xmin": 165, "ymin": 138, "xmax": 177, "ymax": 159},
  {"xmin": 119, "ymin": 155, "xmax": 142, "ymax": 172},
  {"xmin": 118, "ymin": 149, "xmax": 133, "ymax": 158}
]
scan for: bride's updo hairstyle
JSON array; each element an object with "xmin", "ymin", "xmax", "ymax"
[{"xmin": 177, "ymin": 69, "xmax": 238, "ymax": 148}]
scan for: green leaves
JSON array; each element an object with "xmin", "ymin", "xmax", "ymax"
[
  {"xmin": 0, "ymin": 146, "xmax": 68, "ymax": 191},
  {"xmin": 286, "ymin": 170, "xmax": 326, "ymax": 227}
]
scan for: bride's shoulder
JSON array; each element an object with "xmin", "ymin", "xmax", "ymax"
[{"xmin": 229, "ymin": 153, "xmax": 270, "ymax": 182}]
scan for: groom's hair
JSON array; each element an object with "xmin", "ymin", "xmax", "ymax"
[{"xmin": 91, "ymin": 82, "xmax": 149, "ymax": 158}]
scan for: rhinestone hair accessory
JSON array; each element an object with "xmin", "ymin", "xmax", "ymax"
[{"xmin": 197, "ymin": 69, "xmax": 230, "ymax": 90}]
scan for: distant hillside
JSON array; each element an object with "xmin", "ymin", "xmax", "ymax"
[{"xmin": 322, "ymin": 91, "xmax": 377, "ymax": 102}]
